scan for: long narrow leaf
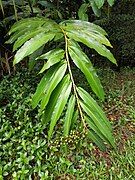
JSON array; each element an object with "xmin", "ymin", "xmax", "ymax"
[
  {"xmin": 14, "ymin": 32, "xmax": 55, "ymax": 65},
  {"xmin": 68, "ymin": 40, "xmax": 104, "ymax": 100},
  {"xmin": 32, "ymin": 65, "xmax": 59, "ymax": 109},
  {"xmin": 42, "ymin": 75, "xmax": 71, "ymax": 125},
  {"xmin": 87, "ymin": 130, "xmax": 106, "ymax": 151},
  {"xmin": 60, "ymin": 20, "xmax": 107, "ymax": 35},
  {"xmin": 77, "ymin": 87, "xmax": 112, "ymax": 131},
  {"xmin": 37, "ymin": 49, "xmax": 65, "ymax": 74},
  {"xmin": 64, "ymin": 95, "xmax": 76, "ymax": 136},
  {"xmin": 79, "ymin": 100, "xmax": 115, "ymax": 148},
  {"xmin": 8, "ymin": 17, "xmax": 46, "ymax": 35},
  {"xmin": 13, "ymin": 28, "xmax": 44, "ymax": 51},
  {"xmin": 85, "ymin": 116, "xmax": 111, "ymax": 146},
  {"xmin": 40, "ymin": 62, "xmax": 67, "ymax": 110},
  {"xmin": 48, "ymin": 80, "xmax": 72, "ymax": 139},
  {"xmin": 67, "ymin": 31, "xmax": 116, "ymax": 64}
]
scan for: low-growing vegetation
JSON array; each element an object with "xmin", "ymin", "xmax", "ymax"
[{"xmin": 0, "ymin": 67, "xmax": 134, "ymax": 179}]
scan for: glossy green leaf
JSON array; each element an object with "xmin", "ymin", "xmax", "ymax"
[
  {"xmin": 67, "ymin": 30, "xmax": 116, "ymax": 64},
  {"xmin": 90, "ymin": 0, "xmax": 101, "ymax": 17},
  {"xmin": 60, "ymin": 20, "xmax": 107, "ymax": 35},
  {"xmin": 87, "ymin": 130, "xmax": 106, "ymax": 151},
  {"xmin": 79, "ymin": 100, "xmax": 115, "ymax": 148},
  {"xmin": 40, "ymin": 62, "xmax": 67, "ymax": 110},
  {"xmin": 78, "ymin": 3, "xmax": 89, "ymax": 21},
  {"xmin": 8, "ymin": 17, "xmax": 46, "ymax": 35},
  {"xmin": 6, "ymin": 28, "xmax": 31, "ymax": 44},
  {"xmin": 48, "ymin": 79, "xmax": 72, "ymax": 139},
  {"xmin": 32, "ymin": 66, "xmax": 57, "ymax": 109},
  {"xmin": 37, "ymin": 49, "xmax": 65, "ymax": 73},
  {"xmin": 64, "ymin": 95, "xmax": 76, "ymax": 136},
  {"xmin": 42, "ymin": 75, "xmax": 71, "ymax": 124},
  {"xmin": 85, "ymin": 116, "xmax": 110, "ymax": 148},
  {"xmin": 77, "ymin": 87, "xmax": 112, "ymax": 131},
  {"xmin": 13, "ymin": 28, "xmax": 44, "ymax": 51},
  {"xmin": 14, "ymin": 32, "xmax": 55, "ymax": 65},
  {"xmin": 69, "ymin": 40, "xmax": 104, "ymax": 100}
]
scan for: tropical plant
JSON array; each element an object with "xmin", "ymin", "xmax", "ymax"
[{"xmin": 7, "ymin": 16, "xmax": 117, "ymax": 151}]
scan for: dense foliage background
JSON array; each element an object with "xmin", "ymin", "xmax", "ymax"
[{"xmin": 0, "ymin": 0, "xmax": 135, "ymax": 179}]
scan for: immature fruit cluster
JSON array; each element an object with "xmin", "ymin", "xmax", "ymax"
[{"xmin": 49, "ymin": 130, "xmax": 88, "ymax": 149}]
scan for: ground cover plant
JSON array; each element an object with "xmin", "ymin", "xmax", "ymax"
[{"xmin": 0, "ymin": 67, "xmax": 135, "ymax": 179}]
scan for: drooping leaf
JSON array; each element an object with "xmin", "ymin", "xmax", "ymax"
[
  {"xmin": 67, "ymin": 30, "xmax": 116, "ymax": 64},
  {"xmin": 6, "ymin": 28, "xmax": 32, "ymax": 44},
  {"xmin": 41, "ymin": 75, "xmax": 71, "ymax": 125},
  {"xmin": 40, "ymin": 62, "xmax": 67, "ymax": 110},
  {"xmin": 68, "ymin": 40, "xmax": 104, "ymax": 100},
  {"xmin": 13, "ymin": 28, "xmax": 44, "ymax": 51},
  {"xmin": 78, "ymin": 3, "xmax": 89, "ymax": 21},
  {"xmin": 8, "ymin": 17, "xmax": 46, "ymax": 35},
  {"xmin": 60, "ymin": 20, "xmax": 107, "ymax": 36},
  {"xmin": 85, "ymin": 116, "xmax": 111, "ymax": 149},
  {"xmin": 77, "ymin": 87, "xmax": 112, "ymax": 131},
  {"xmin": 87, "ymin": 130, "xmax": 106, "ymax": 151},
  {"xmin": 79, "ymin": 100, "xmax": 115, "ymax": 148},
  {"xmin": 36, "ymin": 49, "xmax": 65, "ymax": 74},
  {"xmin": 48, "ymin": 78, "xmax": 72, "ymax": 139},
  {"xmin": 64, "ymin": 95, "xmax": 76, "ymax": 136},
  {"xmin": 32, "ymin": 62, "xmax": 67, "ymax": 109},
  {"xmin": 90, "ymin": 0, "xmax": 101, "ymax": 17},
  {"xmin": 14, "ymin": 32, "xmax": 55, "ymax": 65}
]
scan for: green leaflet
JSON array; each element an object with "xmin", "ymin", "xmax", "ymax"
[
  {"xmin": 68, "ymin": 40, "xmax": 104, "ymax": 100},
  {"xmin": 94, "ymin": 0, "xmax": 104, "ymax": 9},
  {"xmin": 87, "ymin": 130, "xmax": 106, "ymax": 151},
  {"xmin": 41, "ymin": 75, "xmax": 71, "ymax": 125},
  {"xmin": 8, "ymin": 17, "xmax": 46, "ymax": 35},
  {"xmin": 82, "ymin": 29, "xmax": 112, "ymax": 47},
  {"xmin": 107, "ymin": 0, "xmax": 114, "ymax": 6},
  {"xmin": 64, "ymin": 95, "xmax": 76, "ymax": 137},
  {"xmin": 6, "ymin": 28, "xmax": 31, "ymax": 44},
  {"xmin": 32, "ymin": 62, "xmax": 67, "ymax": 109},
  {"xmin": 85, "ymin": 116, "xmax": 111, "ymax": 150},
  {"xmin": 78, "ymin": 3, "xmax": 89, "ymax": 21},
  {"xmin": 40, "ymin": 62, "xmax": 67, "ymax": 111},
  {"xmin": 13, "ymin": 28, "xmax": 44, "ymax": 51},
  {"xmin": 32, "ymin": 65, "xmax": 56, "ymax": 109},
  {"xmin": 28, "ymin": 46, "xmax": 44, "ymax": 71},
  {"xmin": 36, "ymin": 49, "xmax": 65, "ymax": 74},
  {"xmin": 13, "ymin": 32, "xmax": 55, "ymax": 65},
  {"xmin": 79, "ymin": 100, "xmax": 115, "ymax": 148},
  {"xmin": 77, "ymin": 87, "xmax": 112, "ymax": 131},
  {"xmin": 48, "ymin": 78, "xmax": 72, "ymax": 139},
  {"xmin": 60, "ymin": 20, "xmax": 107, "ymax": 35},
  {"xmin": 67, "ymin": 30, "xmax": 116, "ymax": 64}
]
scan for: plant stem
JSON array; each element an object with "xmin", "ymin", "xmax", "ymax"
[
  {"xmin": 64, "ymin": 33, "xmax": 86, "ymax": 130},
  {"xmin": 0, "ymin": 0, "xmax": 4, "ymax": 17},
  {"xmin": 12, "ymin": 0, "xmax": 18, "ymax": 21}
]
